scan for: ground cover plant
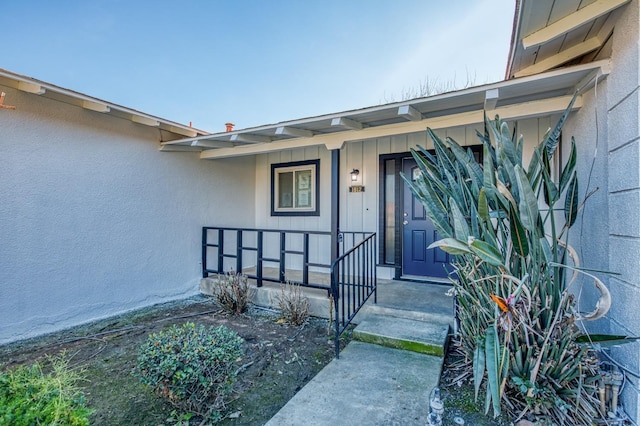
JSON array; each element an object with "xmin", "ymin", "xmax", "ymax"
[
  {"xmin": 0, "ymin": 354, "xmax": 92, "ymax": 425},
  {"xmin": 0, "ymin": 296, "xmax": 343, "ymax": 425},
  {"xmin": 404, "ymin": 97, "xmax": 611, "ymax": 424}
]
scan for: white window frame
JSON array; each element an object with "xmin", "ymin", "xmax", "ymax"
[{"xmin": 271, "ymin": 160, "xmax": 319, "ymax": 216}]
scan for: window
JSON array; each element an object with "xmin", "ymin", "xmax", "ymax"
[{"xmin": 271, "ymin": 160, "xmax": 320, "ymax": 216}]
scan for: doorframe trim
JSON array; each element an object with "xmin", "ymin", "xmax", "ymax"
[{"xmin": 378, "ymin": 151, "xmax": 413, "ymax": 279}]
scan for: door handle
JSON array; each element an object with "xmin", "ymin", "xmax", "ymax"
[{"xmin": 403, "ymin": 220, "xmax": 409, "ymax": 225}]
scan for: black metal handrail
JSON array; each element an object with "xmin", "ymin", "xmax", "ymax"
[
  {"xmin": 330, "ymin": 232, "xmax": 377, "ymax": 358},
  {"xmin": 202, "ymin": 226, "xmax": 370, "ymax": 291}
]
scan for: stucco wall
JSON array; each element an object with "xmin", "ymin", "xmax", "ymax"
[
  {"xmin": 563, "ymin": 82, "xmax": 611, "ymax": 329},
  {"xmin": 0, "ymin": 86, "xmax": 255, "ymax": 344},
  {"xmin": 602, "ymin": 0, "xmax": 640, "ymax": 418}
]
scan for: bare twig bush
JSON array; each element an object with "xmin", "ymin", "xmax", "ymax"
[
  {"xmin": 381, "ymin": 70, "xmax": 479, "ymax": 103},
  {"xmin": 212, "ymin": 271, "xmax": 254, "ymax": 314},
  {"xmin": 277, "ymin": 282, "xmax": 310, "ymax": 326}
]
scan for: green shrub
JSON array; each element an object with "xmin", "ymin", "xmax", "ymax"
[
  {"xmin": 213, "ymin": 271, "xmax": 254, "ymax": 314},
  {"xmin": 136, "ymin": 322, "xmax": 244, "ymax": 422},
  {"xmin": 0, "ymin": 354, "xmax": 92, "ymax": 426}
]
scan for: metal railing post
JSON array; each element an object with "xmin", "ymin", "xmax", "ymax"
[
  {"xmin": 217, "ymin": 229, "xmax": 224, "ymax": 272},
  {"xmin": 303, "ymin": 233, "xmax": 310, "ymax": 285},
  {"xmin": 257, "ymin": 231, "xmax": 263, "ymax": 288},
  {"xmin": 279, "ymin": 232, "xmax": 286, "ymax": 282},
  {"xmin": 236, "ymin": 230, "xmax": 243, "ymax": 273},
  {"xmin": 202, "ymin": 227, "xmax": 208, "ymax": 278}
]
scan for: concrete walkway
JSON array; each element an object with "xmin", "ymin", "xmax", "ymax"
[{"xmin": 265, "ymin": 280, "xmax": 454, "ymax": 426}]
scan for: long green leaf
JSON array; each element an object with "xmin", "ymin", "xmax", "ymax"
[
  {"xmin": 539, "ymin": 236, "xmax": 553, "ymax": 263},
  {"xmin": 451, "ymin": 198, "xmax": 470, "ymax": 241},
  {"xmin": 509, "ymin": 205, "xmax": 529, "ymax": 257},
  {"xmin": 559, "ymin": 137, "xmax": 577, "ymax": 193},
  {"xmin": 564, "ymin": 172, "xmax": 579, "ymax": 228},
  {"xmin": 473, "ymin": 338, "xmax": 486, "ymax": 401},
  {"xmin": 478, "ymin": 188, "xmax": 489, "ymax": 222},
  {"xmin": 500, "ymin": 121, "xmax": 518, "ymax": 165},
  {"xmin": 428, "ymin": 238, "xmax": 472, "ymax": 255},
  {"xmin": 543, "ymin": 92, "xmax": 578, "ymax": 159},
  {"xmin": 470, "ymin": 239, "xmax": 504, "ymax": 267},
  {"xmin": 470, "ymin": 200, "xmax": 480, "ymax": 237},
  {"xmin": 514, "ymin": 166, "xmax": 539, "ymax": 233},
  {"xmin": 542, "ymin": 149, "xmax": 559, "ymax": 207},
  {"xmin": 575, "ymin": 334, "xmax": 640, "ymax": 347},
  {"xmin": 449, "ymin": 138, "xmax": 483, "ymax": 186},
  {"xmin": 485, "ymin": 325, "xmax": 501, "ymax": 417},
  {"xmin": 400, "ymin": 173, "xmax": 452, "ymax": 236}
]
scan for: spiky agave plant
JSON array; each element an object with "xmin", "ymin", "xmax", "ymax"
[{"xmin": 403, "ymin": 96, "xmax": 609, "ymax": 423}]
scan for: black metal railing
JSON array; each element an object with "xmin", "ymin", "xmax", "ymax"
[
  {"xmin": 330, "ymin": 232, "xmax": 377, "ymax": 358},
  {"xmin": 202, "ymin": 226, "xmax": 370, "ymax": 291}
]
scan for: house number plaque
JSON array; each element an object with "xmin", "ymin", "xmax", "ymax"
[{"xmin": 349, "ymin": 185, "xmax": 365, "ymax": 193}]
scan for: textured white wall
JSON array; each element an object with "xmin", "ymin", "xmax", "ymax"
[
  {"xmin": 564, "ymin": 83, "xmax": 611, "ymax": 326},
  {"xmin": 601, "ymin": 0, "xmax": 640, "ymax": 419},
  {"xmin": 0, "ymin": 86, "xmax": 255, "ymax": 344}
]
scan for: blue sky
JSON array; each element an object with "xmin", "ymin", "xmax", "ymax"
[{"xmin": 2, "ymin": 1, "xmax": 515, "ymax": 132}]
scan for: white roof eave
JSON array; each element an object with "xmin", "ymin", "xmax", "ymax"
[
  {"xmin": 162, "ymin": 60, "xmax": 610, "ymax": 159},
  {"xmin": 0, "ymin": 68, "xmax": 208, "ymax": 139}
]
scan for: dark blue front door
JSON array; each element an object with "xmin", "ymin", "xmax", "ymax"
[{"xmin": 401, "ymin": 158, "xmax": 450, "ymax": 278}]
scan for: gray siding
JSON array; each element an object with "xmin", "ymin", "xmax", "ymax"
[{"xmin": 604, "ymin": 0, "xmax": 640, "ymax": 417}]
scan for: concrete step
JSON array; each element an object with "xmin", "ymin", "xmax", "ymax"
[
  {"xmin": 353, "ymin": 314, "xmax": 450, "ymax": 357},
  {"xmin": 358, "ymin": 303, "xmax": 453, "ymax": 325}
]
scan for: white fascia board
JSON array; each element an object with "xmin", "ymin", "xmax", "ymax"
[
  {"xmin": 200, "ymin": 95, "xmax": 582, "ymax": 160},
  {"xmin": 522, "ymin": 0, "xmax": 630, "ymax": 49},
  {"xmin": 0, "ymin": 69, "xmax": 203, "ymax": 137}
]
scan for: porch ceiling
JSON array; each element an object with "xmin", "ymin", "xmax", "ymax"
[
  {"xmin": 162, "ymin": 60, "xmax": 610, "ymax": 159},
  {"xmin": 506, "ymin": 0, "xmax": 630, "ymax": 79}
]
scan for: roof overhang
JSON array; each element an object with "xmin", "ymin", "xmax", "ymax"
[
  {"xmin": 0, "ymin": 68, "xmax": 208, "ymax": 140},
  {"xmin": 162, "ymin": 60, "xmax": 610, "ymax": 160},
  {"xmin": 506, "ymin": 0, "xmax": 630, "ymax": 79}
]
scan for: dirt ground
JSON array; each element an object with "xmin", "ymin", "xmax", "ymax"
[
  {"xmin": 438, "ymin": 340, "xmax": 512, "ymax": 426},
  {"xmin": 0, "ymin": 295, "xmax": 349, "ymax": 425}
]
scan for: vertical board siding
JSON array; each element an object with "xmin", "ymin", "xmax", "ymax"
[
  {"xmin": 255, "ymin": 118, "xmax": 543, "ymax": 246},
  {"xmin": 343, "ymin": 119, "xmax": 542, "ymax": 236}
]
